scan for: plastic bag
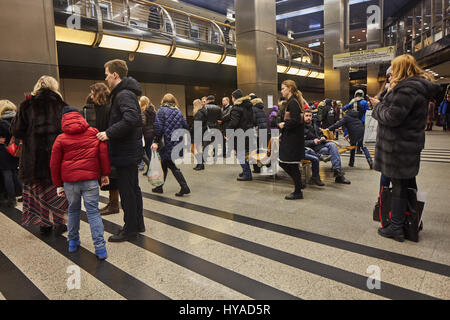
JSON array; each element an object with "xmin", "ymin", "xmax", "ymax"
[{"xmin": 147, "ymin": 150, "xmax": 164, "ymax": 187}]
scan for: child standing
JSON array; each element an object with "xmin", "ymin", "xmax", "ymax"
[{"xmin": 50, "ymin": 106, "xmax": 110, "ymax": 259}]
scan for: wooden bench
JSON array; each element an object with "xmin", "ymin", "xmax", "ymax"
[{"xmin": 320, "ymin": 128, "xmax": 356, "ymax": 154}]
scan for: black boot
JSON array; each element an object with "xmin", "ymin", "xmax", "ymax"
[
  {"xmin": 152, "ymin": 185, "xmax": 164, "ymax": 193},
  {"xmin": 193, "ymin": 153, "xmax": 204, "ymax": 170},
  {"xmin": 285, "ymin": 185, "xmax": 303, "ymax": 200},
  {"xmin": 40, "ymin": 225, "xmax": 53, "ymax": 235},
  {"xmin": 310, "ymin": 176, "xmax": 325, "ymax": 186},
  {"xmin": 6, "ymin": 197, "xmax": 16, "ymax": 208},
  {"xmin": 378, "ymin": 197, "xmax": 406, "ymax": 242},
  {"xmin": 173, "ymin": 169, "xmax": 190, "ymax": 197},
  {"xmin": 334, "ymin": 169, "xmax": 351, "ymax": 184},
  {"xmin": 367, "ymin": 158, "xmax": 374, "ymax": 170},
  {"xmin": 348, "ymin": 160, "xmax": 354, "ymax": 167}
]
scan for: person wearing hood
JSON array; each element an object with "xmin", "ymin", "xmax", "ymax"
[
  {"xmin": 327, "ymin": 109, "xmax": 373, "ymax": 169},
  {"xmin": 11, "ymin": 76, "xmax": 69, "ymax": 236},
  {"xmin": 369, "ymin": 54, "xmax": 440, "ymax": 242},
  {"xmin": 438, "ymin": 91, "xmax": 450, "ymax": 131},
  {"xmin": 151, "ymin": 93, "xmax": 190, "ymax": 197},
  {"xmin": 343, "ymin": 90, "xmax": 370, "ymax": 124},
  {"xmin": 0, "ymin": 100, "xmax": 22, "ymax": 207},
  {"xmin": 250, "ymin": 94, "xmax": 268, "ymax": 174},
  {"xmin": 97, "ymin": 59, "xmax": 145, "ymax": 242},
  {"xmin": 227, "ymin": 89, "xmax": 254, "ymax": 181},
  {"xmin": 50, "ymin": 106, "xmax": 111, "ymax": 259}
]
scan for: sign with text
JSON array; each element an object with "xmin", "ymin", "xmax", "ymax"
[{"xmin": 333, "ymin": 46, "xmax": 395, "ymax": 69}]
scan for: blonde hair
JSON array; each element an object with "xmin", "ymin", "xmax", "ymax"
[
  {"xmin": 0, "ymin": 100, "xmax": 17, "ymax": 118},
  {"xmin": 161, "ymin": 93, "xmax": 179, "ymax": 109},
  {"xmin": 193, "ymin": 99, "xmax": 203, "ymax": 115},
  {"xmin": 140, "ymin": 96, "xmax": 150, "ymax": 112},
  {"xmin": 32, "ymin": 75, "xmax": 62, "ymax": 98},
  {"xmin": 281, "ymin": 80, "xmax": 307, "ymax": 107},
  {"xmin": 389, "ymin": 54, "xmax": 434, "ymax": 90}
]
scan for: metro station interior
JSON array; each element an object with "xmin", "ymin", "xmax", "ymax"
[{"xmin": 0, "ymin": 0, "xmax": 449, "ymax": 302}]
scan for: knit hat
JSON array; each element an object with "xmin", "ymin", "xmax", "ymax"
[
  {"xmin": 62, "ymin": 106, "xmax": 80, "ymax": 115},
  {"xmin": 232, "ymin": 89, "xmax": 243, "ymax": 99},
  {"xmin": 386, "ymin": 66, "xmax": 393, "ymax": 76}
]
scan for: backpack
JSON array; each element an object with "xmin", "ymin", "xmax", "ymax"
[{"xmin": 354, "ymin": 100, "xmax": 364, "ymax": 120}]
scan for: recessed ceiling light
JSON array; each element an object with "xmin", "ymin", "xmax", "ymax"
[
  {"xmin": 358, "ymin": 39, "xmax": 361, "ymax": 41},
  {"xmin": 362, "ymin": 30, "xmax": 366, "ymax": 33},
  {"xmin": 352, "ymin": 36, "xmax": 355, "ymax": 39}
]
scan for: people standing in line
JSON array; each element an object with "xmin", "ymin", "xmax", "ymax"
[
  {"xmin": 250, "ymin": 94, "xmax": 268, "ymax": 174},
  {"xmin": 97, "ymin": 59, "xmax": 145, "ymax": 242},
  {"xmin": 203, "ymin": 95, "xmax": 222, "ymax": 161},
  {"xmin": 426, "ymin": 99, "xmax": 436, "ymax": 131},
  {"xmin": 140, "ymin": 96, "xmax": 156, "ymax": 176},
  {"xmin": 227, "ymin": 89, "xmax": 254, "ymax": 181},
  {"xmin": 369, "ymin": 54, "xmax": 440, "ymax": 242},
  {"xmin": 192, "ymin": 98, "xmax": 207, "ymax": 170},
  {"xmin": 50, "ymin": 106, "xmax": 110, "ymax": 259},
  {"xmin": 221, "ymin": 96, "xmax": 233, "ymax": 158},
  {"xmin": 0, "ymin": 100, "xmax": 22, "ymax": 207},
  {"xmin": 438, "ymin": 91, "xmax": 450, "ymax": 131},
  {"xmin": 82, "ymin": 83, "xmax": 119, "ymax": 216},
  {"xmin": 277, "ymin": 80, "xmax": 306, "ymax": 200},
  {"xmin": 151, "ymin": 93, "xmax": 190, "ymax": 197},
  {"xmin": 10, "ymin": 76, "xmax": 68, "ymax": 235}
]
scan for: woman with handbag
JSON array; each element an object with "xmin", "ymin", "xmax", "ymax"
[
  {"xmin": 151, "ymin": 93, "xmax": 190, "ymax": 197},
  {"xmin": 0, "ymin": 100, "xmax": 22, "ymax": 207},
  {"xmin": 369, "ymin": 54, "xmax": 440, "ymax": 242},
  {"xmin": 10, "ymin": 76, "xmax": 69, "ymax": 235},
  {"xmin": 277, "ymin": 80, "xmax": 306, "ymax": 200}
]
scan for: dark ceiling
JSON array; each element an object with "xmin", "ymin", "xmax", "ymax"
[{"xmin": 179, "ymin": 0, "xmax": 418, "ymax": 37}]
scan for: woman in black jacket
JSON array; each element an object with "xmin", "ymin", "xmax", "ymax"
[
  {"xmin": 370, "ymin": 54, "xmax": 440, "ymax": 242},
  {"xmin": 10, "ymin": 76, "xmax": 68, "ymax": 235},
  {"xmin": 278, "ymin": 80, "xmax": 305, "ymax": 200},
  {"xmin": 140, "ymin": 96, "xmax": 156, "ymax": 175}
]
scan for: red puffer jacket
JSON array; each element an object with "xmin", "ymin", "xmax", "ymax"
[{"xmin": 50, "ymin": 111, "xmax": 111, "ymax": 187}]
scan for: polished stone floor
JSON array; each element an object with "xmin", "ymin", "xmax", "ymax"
[{"xmin": 1, "ymin": 130, "xmax": 449, "ymax": 300}]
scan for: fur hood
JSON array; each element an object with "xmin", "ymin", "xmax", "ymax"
[
  {"xmin": 1, "ymin": 110, "xmax": 16, "ymax": 120},
  {"xmin": 251, "ymin": 97, "xmax": 264, "ymax": 108},
  {"xmin": 234, "ymin": 95, "xmax": 251, "ymax": 106}
]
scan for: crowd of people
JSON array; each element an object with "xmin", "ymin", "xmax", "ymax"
[{"xmin": 0, "ymin": 54, "xmax": 445, "ymax": 258}]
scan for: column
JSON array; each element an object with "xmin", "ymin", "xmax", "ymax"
[
  {"xmin": 324, "ymin": 0, "xmax": 349, "ymax": 103},
  {"xmin": 234, "ymin": 0, "xmax": 277, "ymax": 109},
  {"xmin": 367, "ymin": 0, "xmax": 384, "ymax": 96},
  {"xmin": 0, "ymin": 0, "xmax": 59, "ymax": 106}
]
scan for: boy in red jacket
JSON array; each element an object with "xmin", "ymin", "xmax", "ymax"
[{"xmin": 51, "ymin": 107, "xmax": 111, "ymax": 259}]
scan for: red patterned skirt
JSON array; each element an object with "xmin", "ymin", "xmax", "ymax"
[{"xmin": 22, "ymin": 182, "xmax": 68, "ymax": 227}]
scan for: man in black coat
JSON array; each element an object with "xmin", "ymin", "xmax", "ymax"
[
  {"xmin": 250, "ymin": 94, "xmax": 268, "ymax": 173},
  {"xmin": 327, "ymin": 109, "xmax": 373, "ymax": 169},
  {"xmin": 304, "ymin": 111, "xmax": 350, "ymax": 184},
  {"xmin": 203, "ymin": 95, "xmax": 222, "ymax": 161},
  {"xmin": 221, "ymin": 97, "xmax": 232, "ymax": 158},
  {"xmin": 227, "ymin": 89, "xmax": 254, "ymax": 181},
  {"xmin": 97, "ymin": 59, "xmax": 144, "ymax": 242}
]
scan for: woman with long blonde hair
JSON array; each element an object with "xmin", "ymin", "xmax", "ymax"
[
  {"xmin": 191, "ymin": 98, "xmax": 206, "ymax": 170},
  {"xmin": 11, "ymin": 75, "xmax": 68, "ymax": 235},
  {"xmin": 369, "ymin": 54, "xmax": 440, "ymax": 242},
  {"xmin": 151, "ymin": 93, "xmax": 190, "ymax": 196}
]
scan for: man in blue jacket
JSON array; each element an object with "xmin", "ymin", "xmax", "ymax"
[
  {"xmin": 97, "ymin": 59, "xmax": 144, "ymax": 242},
  {"xmin": 438, "ymin": 92, "xmax": 450, "ymax": 131}
]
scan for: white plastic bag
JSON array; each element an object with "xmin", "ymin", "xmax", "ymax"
[{"xmin": 147, "ymin": 150, "xmax": 164, "ymax": 187}]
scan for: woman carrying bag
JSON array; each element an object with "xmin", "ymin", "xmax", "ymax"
[{"xmin": 151, "ymin": 93, "xmax": 190, "ymax": 197}]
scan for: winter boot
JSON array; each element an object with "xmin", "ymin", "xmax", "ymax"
[
  {"xmin": 334, "ymin": 169, "xmax": 351, "ymax": 184},
  {"xmin": 367, "ymin": 158, "xmax": 374, "ymax": 170},
  {"xmin": 152, "ymin": 185, "xmax": 164, "ymax": 194},
  {"xmin": 378, "ymin": 196, "xmax": 406, "ymax": 242},
  {"xmin": 6, "ymin": 197, "xmax": 16, "ymax": 208},
  {"xmin": 173, "ymin": 169, "xmax": 190, "ymax": 197},
  {"xmin": 100, "ymin": 190, "xmax": 119, "ymax": 215},
  {"xmin": 193, "ymin": 153, "xmax": 205, "ymax": 170},
  {"xmin": 310, "ymin": 176, "xmax": 325, "ymax": 186}
]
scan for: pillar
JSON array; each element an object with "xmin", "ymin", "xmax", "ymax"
[
  {"xmin": 0, "ymin": 0, "xmax": 59, "ymax": 106},
  {"xmin": 324, "ymin": 0, "xmax": 349, "ymax": 103},
  {"xmin": 367, "ymin": 0, "xmax": 384, "ymax": 96},
  {"xmin": 234, "ymin": 0, "xmax": 277, "ymax": 109}
]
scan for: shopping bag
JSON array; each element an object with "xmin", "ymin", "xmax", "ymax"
[
  {"xmin": 147, "ymin": 150, "xmax": 164, "ymax": 187},
  {"xmin": 6, "ymin": 137, "xmax": 22, "ymax": 157}
]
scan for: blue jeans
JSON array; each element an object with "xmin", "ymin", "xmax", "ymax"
[
  {"xmin": 304, "ymin": 149, "xmax": 320, "ymax": 177},
  {"xmin": 64, "ymin": 180, "xmax": 105, "ymax": 251},
  {"xmin": 317, "ymin": 142, "xmax": 341, "ymax": 169},
  {"xmin": 1, "ymin": 169, "xmax": 22, "ymax": 198}
]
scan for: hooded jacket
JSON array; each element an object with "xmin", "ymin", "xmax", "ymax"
[
  {"xmin": 343, "ymin": 96, "xmax": 369, "ymax": 122},
  {"xmin": 50, "ymin": 111, "xmax": 111, "ymax": 187},
  {"xmin": 327, "ymin": 110, "xmax": 364, "ymax": 145},
  {"xmin": 251, "ymin": 97, "xmax": 268, "ymax": 129},
  {"xmin": 372, "ymin": 76, "xmax": 441, "ymax": 179},
  {"xmin": 228, "ymin": 96, "xmax": 254, "ymax": 131},
  {"xmin": 10, "ymin": 89, "xmax": 68, "ymax": 184},
  {"xmin": 106, "ymin": 77, "xmax": 143, "ymax": 167}
]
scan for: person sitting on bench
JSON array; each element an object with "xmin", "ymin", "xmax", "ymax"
[{"xmin": 304, "ymin": 110, "xmax": 350, "ymax": 184}]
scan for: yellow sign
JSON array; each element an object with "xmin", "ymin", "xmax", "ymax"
[{"xmin": 333, "ymin": 46, "xmax": 395, "ymax": 68}]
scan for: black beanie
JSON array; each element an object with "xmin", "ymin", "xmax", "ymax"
[
  {"xmin": 62, "ymin": 106, "xmax": 80, "ymax": 115},
  {"xmin": 232, "ymin": 89, "xmax": 243, "ymax": 99}
]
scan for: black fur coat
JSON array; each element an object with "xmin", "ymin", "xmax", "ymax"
[{"xmin": 10, "ymin": 89, "xmax": 67, "ymax": 184}]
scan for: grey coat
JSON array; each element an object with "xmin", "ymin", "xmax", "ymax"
[{"xmin": 372, "ymin": 77, "xmax": 440, "ymax": 179}]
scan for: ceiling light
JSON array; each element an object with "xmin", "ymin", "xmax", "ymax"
[
  {"xmin": 137, "ymin": 41, "xmax": 171, "ymax": 56},
  {"xmin": 287, "ymin": 67, "xmax": 300, "ymax": 75},
  {"xmin": 308, "ymin": 71, "xmax": 319, "ymax": 78},
  {"xmin": 196, "ymin": 51, "xmax": 222, "ymax": 63},
  {"xmin": 277, "ymin": 65, "xmax": 289, "ymax": 73},
  {"xmin": 171, "ymin": 47, "xmax": 201, "ymax": 60},
  {"xmin": 55, "ymin": 26, "xmax": 96, "ymax": 46},
  {"xmin": 99, "ymin": 35, "xmax": 139, "ymax": 52},
  {"xmin": 297, "ymin": 69, "xmax": 310, "ymax": 76},
  {"xmin": 352, "ymin": 36, "xmax": 355, "ymax": 39},
  {"xmin": 222, "ymin": 55, "xmax": 237, "ymax": 66},
  {"xmin": 362, "ymin": 30, "xmax": 366, "ymax": 33}
]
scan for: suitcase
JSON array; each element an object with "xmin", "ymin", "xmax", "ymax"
[{"xmin": 377, "ymin": 187, "xmax": 424, "ymax": 242}]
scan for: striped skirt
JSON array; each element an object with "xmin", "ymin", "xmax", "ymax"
[{"xmin": 22, "ymin": 182, "xmax": 68, "ymax": 227}]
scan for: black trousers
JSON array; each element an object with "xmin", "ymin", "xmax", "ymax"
[
  {"xmin": 391, "ymin": 177, "xmax": 417, "ymax": 199},
  {"xmin": 161, "ymin": 159, "xmax": 179, "ymax": 181},
  {"xmin": 116, "ymin": 165, "xmax": 144, "ymax": 233},
  {"xmin": 279, "ymin": 162, "xmax": 302, "ymax": 193}
]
